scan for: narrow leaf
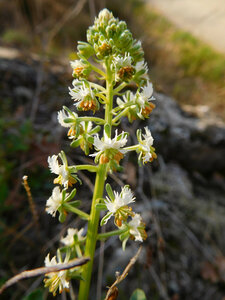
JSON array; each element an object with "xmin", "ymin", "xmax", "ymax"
[
  {"xmin": 105, "ymin": 183, "xmax": 115, "ymax": 201},
  {"xmin": 104, "ymin": 123, "xmax": 111, "ymax": 138}
]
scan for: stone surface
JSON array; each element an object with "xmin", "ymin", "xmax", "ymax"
[{"xmin": 149, "ymin": 93, "xmax": 225, "ymax": 176}]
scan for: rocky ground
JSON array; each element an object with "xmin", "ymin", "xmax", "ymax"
[{"xmin": 0, "ymin": 57, "xmax": 225, "ymax": 299}]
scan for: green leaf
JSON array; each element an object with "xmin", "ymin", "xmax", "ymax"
[
  {"xmin": 22, "ymin": 288, "xmax": 44, "ymax": 300},
  {"xmin": 66, "ymin": 188, "xmax": 77, "ymax": 201},
  {"xmin": 95, "ymin": 203, "xmax": 107, "ymax": 210},
  {"xmin": 90, "ymin": 125, "xmax": 101, "ymax": 134},
  {"xmin": 86, "ymin": 136, "xmax": 94, "ymax": 144},
  {"xmin": 63, "ymin": 105, "xmax": 73, "ymax": 114},
  {"xmin": 104, "ymin": 123, "xmax": 111, "ymax": 138},
  {"xmin": 64, "ymin": 117, "xmax": 75, "ymax": 123},
  {"xmin": 130, "ymin": 289, "xmax": 147, "ymax": 300},
  {"xmin": 105, "ymin": 183, "xmax": 114, "ymax": 201},
  {"xmin": 68, "ymin": 200, "xmax": 81, "ymax": 207},
  {"xmin": 100, "ymin": 212, "xmax": 113, "ymax": 226},
  {"xmin": 136, "ymin": 129, "xmax": 142, "ymax": 141},
  {"xmin": 70, "ymin": 138, "xmax": 81, "ymax": 148}
]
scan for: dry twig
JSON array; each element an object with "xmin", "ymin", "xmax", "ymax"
[
  {"xmin": 0, "ymin": 257, "xmax": 90, "ymax": 294},
  {"xmin": 104, "ymin": 247, "xmax": 142, "ymax": 300},
  {"xmin": 22, "ymin": 175, "xmax": 39, "ymax": 230}
]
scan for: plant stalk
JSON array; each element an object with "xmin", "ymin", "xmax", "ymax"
[
  {"xmin": 78, "ymin": 164, "xmax": 107, "ymax": 300},
  {"xmin": 78, "ymin": 62, "xmax": 113, "ymax": 300}
]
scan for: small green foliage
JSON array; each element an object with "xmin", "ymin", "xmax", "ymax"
[
  {"xmin": 2, "ymin": 29, "xmax": 31, "ymax": 47},
  {"xmin": 130, "ymin": 289, "xmax": 147, "ymax": 300},
  {"xmin": 173, "ymin": 31, "xmax": 225, "ymax": 81}
]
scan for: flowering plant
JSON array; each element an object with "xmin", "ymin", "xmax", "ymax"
[{"xmin": 44, "ymin": 9, "xmax": 156, "ymax": 299}]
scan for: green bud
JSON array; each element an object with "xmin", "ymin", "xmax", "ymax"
[
  {"xmin": 59, "ymin": 209, "xmax": 67, "ymax": 223},
  {"xmin": 98, "ymin": 8, "xmax": 114, "ymax": 24},
  {"xmin": 77, "ymin": 41, "xmax": 95, "ymax": 59}
]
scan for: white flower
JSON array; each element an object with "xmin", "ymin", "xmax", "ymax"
[
  {"xmin": 116, "ymin": 81, "xmax": 155, "ymax": 121},
  {"xmin": 113, "ymin": 52, "xmax": 132, "ymax": 70},
  {"xmin": 70, "ymin": 60, "xmax": 90, "ymax": 78},
  {"xmin": 135, "ymin": 60, "xmax": 149, "ymax": 81},
  {"xmin": 58, "ymin": 109, "xmax": 71, "ymax": 128},
  {"xmin": 69, "ymin": 81, "xmax": 99, "ymax": 112},
  {"xmin": 57, "ymin": 108, "xmax": 79, "ymax": 139},
  {"xmin": 119, "ymin": 213, "xmax": 147, "ymax": 249},
  {"xmin": 48, "ymin": 155, "xmax": 68, "ymax": 187},
  {"xmin": 116, "ymin": 91, "xmax": 136, "ymax": 108},
  {"xmin": 58, "ymin": 109, "xmax": 78, "ymax": 128},
  {"xmin": 70, "ymin": 60, "xmax": 84, "ymax": 70},
  {"xmin": 91, "ymin": 130, "xmax": 128, "ymax": 157},
  {"xmin": 69, "ymin": 82, "xmax": 94, "ymax": 103},
  {"xmin": 44, "ymin": 253, "xmax": 69, "ymax": 295},
  {"xmin": 48, "ymin": 153, "xmax": 79, "ymax": 187},
  {"xmin": 46, "ymin": 186, "xmax": 64, "ymax": 217},
  {"xmin": 101, "ymin": 185, "xmax": 135, "ymax": 226},
  {"xmin": 128, "ymin": 214, "xmax": 143, "ymax": 242},
  {"xmin": 139, "ymin": 127, "xmax": 154, "ymax": 163},
  {"xmin": 105, "ymin": 186, "xmax": 135, "ymax": 214},
  {"xmin": 113, "ymin": 53, "xmax": 134, "ymax": 81},
  {"xmin": 139, "ymin": 81, "xmax": 154, "ymax": 103},
  {"xmin": 142, "ymin": 127, "xmax": 154, "ymax": 162},
  {"xmin": 61, "ymin": 228, "xmax": 85, "ymax": 246},
  {"xmin": 135, "ymin": 60, "xmax": 148, "ymax": 74},
  {"xmin": 142, "ymin": 127, "xmax": 153, "ymax": 144}
]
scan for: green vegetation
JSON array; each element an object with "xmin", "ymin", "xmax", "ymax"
[
  {"xmin": 172, "ymin": 31, "xmax": 225, "ymax": 81},
  {"xmin": 2, "ymin": 29, "xmax": 31, "ymax": 47},
  {"xmin": 133, "ymin": 5, "xmax": 225, "ymax": 118}
]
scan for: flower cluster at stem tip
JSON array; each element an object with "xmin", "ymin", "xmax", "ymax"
[{"xmin": 44, "ymin": 8, "xmax": 157, "ymax": 296}]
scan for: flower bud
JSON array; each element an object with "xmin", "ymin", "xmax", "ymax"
[
  {"xmin": 77, "ymin": 41, "xmax": 95, "ymax": 59},
  {"xmin": 98, "ymin": 8, "xmax": 114, "ymax": 23}
]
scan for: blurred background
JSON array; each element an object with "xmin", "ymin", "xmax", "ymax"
[{"xmin": 0, "ymin": 0, "xmax": 225, "ymax": 299}]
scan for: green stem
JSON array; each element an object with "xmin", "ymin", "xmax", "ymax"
[
  {"xmin": 63, "ymin": 203, "xmax": 90, "ymax": 220},
  {"xmin": 78, "ymin": 164, "xmax": 107, "ymax": 300},
  {"xmin": 89, "ymin": 62, "xmax": 106, "ymax": 78},
  {"xmin": 89, "ymin": 82, "xmax": 106, "ymax": 92},
  {"xmin": 76, "ymin": 165, "xmax": 98, "ymax": 172},
  {"xmin": 96, "ymin": 93, "xmax": 107, "ymax": 103},
  {"xmin": 78, "ymin": 116, "xmax": 105, "ymax": 124},
  {"xmin": 112, "ymin": 101, "xmax": 134, "ymax": 113},
  {"xmin": 75, "ymin": 244, "xmax": 83, "ymax": 258},
  {"xmin": 123, "ymin": 145, "xmax": 139, "ymax": 152},
  {"xmin": 105, "ymin": 64, "xmax": 113, "ymax": 128},
  {"xmin": 112, "ymin": 107, "xmax": 130, "ymax": 124},
  {"xmin": 78, "ymin": 60, "xmax": 114, "ymax": 300},
  {"xmin": 97, "ymin": 227, "xmax": 127, "ymax": 240},
  {"xmin": 113, "ymin": 82, "xmax": 127, "ymax": 94}
]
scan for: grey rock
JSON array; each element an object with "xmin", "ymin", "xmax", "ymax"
[{"xmin": 149, "ymin": 93, "xmax": 225, "ymax": 175}]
